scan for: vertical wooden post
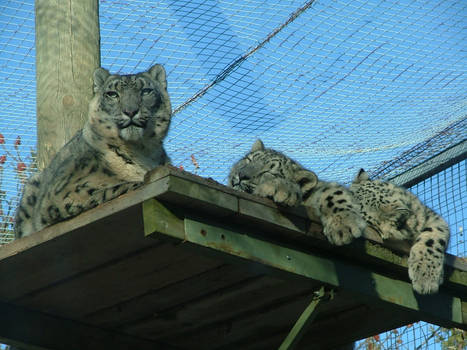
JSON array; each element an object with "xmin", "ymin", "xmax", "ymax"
[{"xmin": 35, "ymin": 0, "xmax": 100, "ymax": 170}]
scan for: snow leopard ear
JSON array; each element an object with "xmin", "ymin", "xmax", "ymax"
[
  {"xmin": 354, "ymin": 168, "xmax": 369, "ymax": 182},
  {"xmin": 93, "ymin": 67, "xmax": 110, "ymax": 92},
  {"xmin": 147, "ymin": 64, "xmax": 167, "ymax": 91},
  {"xmin": 296, "ymin": 170, "xmax": 318, "ymax": 201},
  {"xmin": 251, "ymin": 139, "xmax": 265, "ymax": 152}
]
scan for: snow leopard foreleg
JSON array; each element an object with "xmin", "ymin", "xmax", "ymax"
[
  {"xmin": 304, "ymin": 182, "xmax": 366, "ymax": 245},
  {"xmin": 408, "ymin": 209, "xmax": 450, "ymax": 294},
  {"xmin": 254, "ymin": 174, "xmax": 302, "ymax": 207}
]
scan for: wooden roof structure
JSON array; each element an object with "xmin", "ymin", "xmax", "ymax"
[{"xmin": 0, "ymin": 166, "xmax": 466, "ymax": 349}]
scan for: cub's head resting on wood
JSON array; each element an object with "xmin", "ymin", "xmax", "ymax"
[
  {"xmin": 15, "ymin": 65, "xmax": 172, "ymax": 238},
  {"xmin": 228, "ymin": 139, "xmax": 318, "ymax": 206},
  {"xmin": 228, "ymin": 139, "xmax": 366, "ymax": 246}
]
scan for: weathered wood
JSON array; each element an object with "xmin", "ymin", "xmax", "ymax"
[
  {"xmin": 16, "ymin": 243, "xmax": 220, "ymax": 319},
  {"xmin": 279, "ymin": 287, "xmax": 331, "ymax": 350},
  {"xmin": 84, "ymin": 264, "xmax": 259, "ymax": 328},
  {"xmin": 146, "ymin": 167, "xmax": 466, "ymax": 280},
  {"xmin": 0, "ymin": 179, "xmax": 170, "ymax": 301},
  {"xmin": 123, "ymin": 275, "xmax": 316, "ymax": 340},
  {"xmin": 35, "ymin": 0, "xmax": 100, "ymax": 169},
  {"xmin": 173, "ymin": 217, "xmax": 464, "ymax": 328},
  {"xmin": 161, "ymin": 289, "xmax": 317, "ymax": 349},
  {"xmin": 0, "ymin": 300, "xmax": 178, "ymax": 350},
  {"xmin": 1, "ymin": 166, "xmax": 465, "ymax": 349},
  {"xmin": 146, "ymin": 166, "xmax": 239, "ymax": 217},
  {"xmin": 238, "ymin": 198, "xmax": 310, "ymax": 235}
]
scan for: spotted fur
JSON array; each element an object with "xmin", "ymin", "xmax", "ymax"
[
  {"xmin": 15, "ymin": 64, "xmax": 172, "ymax": 238},
  {"xmin": 228, "ymin": 140, "xmax": 366, "ymax": 245},
  {"xmin": 350, "ymin": 169, "xmax": 450, "ymax": 294}
]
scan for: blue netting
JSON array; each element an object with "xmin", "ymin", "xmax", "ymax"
[{"xmin": 0, "ymin": 1, "xmax": 465, "ymax": 347}]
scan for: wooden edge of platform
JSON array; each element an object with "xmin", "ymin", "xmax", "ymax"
[
  {"xmin": 0, "ymin": 175, "xmax": 174, "ymax": 261},
  {"xmin": 3, "ymin": 165, "xmax": 465, "ymax": 291},
  {"xmin": 149, "ymin": 167, "xmax": 467, "ymax": 273},
  {"xmin": 1, "ymin": 166, "xmax": 465, "ymax": 333},
  {"xmin": 143, "ymin": 198, "xmax": 466, "ymax": 329}
]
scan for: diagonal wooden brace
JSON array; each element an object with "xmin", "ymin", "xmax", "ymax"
[{"xmin": 279, "ymin": 286, "xmax": 334, "ymax": 350}]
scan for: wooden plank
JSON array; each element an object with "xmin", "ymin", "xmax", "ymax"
[
  {"xmin": 143, "ymin": 198, "xmax": 185, "ymax": 240},
  {"xmin": 179, "ymin": 218, "xmax": 464, "ymax": 329},
  {"xmin": 161, "ymin": 290, "xmax": 314, "ymax": 349},
  {"xmin": 0, "ymin": 178, "xmax": 171, "ymax": 301},
  {"xmin": 146, "ymin": 166, "xmax": 238, "ymax": 216},
  {"xmin": 0, "ymin": 167, "xmax": 464, "ymax": 350},
  {"xmin": 84, "ymin": 264, "xmax": 259, "ymax": 329},
  {"xmin": 238, "ymin": 198, "xmax": 310, "ymax": 236},
  {"xmin": 16, "ymin": 243, "xmax": 221, "ymax": 319},
  {"xmin": 159, "ymin": 290, "xmax": 359, "ymax": 349},
  {"xmin": 147, "ymin": 172, "xmax": 467, "ymax": 283},
  {"xmin": 463, "ymin": 301, "xmax": 467, "ymax": 325},
  {"xmin": 122, "ymin": 275, "xmax": 316, "ymax": 340},
  {"xmin": 0, "ymin": 300, "xmax": 179, "ymax": 350}
]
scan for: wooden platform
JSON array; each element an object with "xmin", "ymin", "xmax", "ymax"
[{"xmin": 0, "ymin": 166, "xmax": 466, "ymax": 350}]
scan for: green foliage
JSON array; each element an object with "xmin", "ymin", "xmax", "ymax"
[
  {"xmin": 357, "ymin": 323, "xmax": 467, "ymax": 350},
  {"xmin": 434, "ymin": 327, "xmax": 467, "ymax": 349}
]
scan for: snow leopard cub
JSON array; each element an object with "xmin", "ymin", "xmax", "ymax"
[
  {"xmin": 228, "ymin": 140, "xmax": 366, "ymax": 245},
  {"xmin": 15, "ymin": 64, "xmax": 172, "ymax": 238},
  {"xmin": 350, "ymin": 169, "xmax": 450, "ymax": 294}
]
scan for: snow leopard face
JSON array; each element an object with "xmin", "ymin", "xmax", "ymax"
[
  {"xmin": 228, "ymin": 139, "xmax": 298, "ymax": 194},
  {"xmin": 90, "ymin": 65, "xmax": 172, "ymax": 144}
]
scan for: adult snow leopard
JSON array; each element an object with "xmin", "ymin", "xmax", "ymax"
[
  {"xmin": 350, "ymin": 169, "xmax": 450, "ymax": 294},
  {"xmin": 15, "ymin": 64, "xmax": 172, "ymax": 238},
  {"xmin": 228, "ymin": 139, "xmax": 366, "ymax": 245}
]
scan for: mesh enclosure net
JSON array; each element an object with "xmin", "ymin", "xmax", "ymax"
[
  {"xmin": 0, "ymin": 0, "xmax": 465, "ymax": 347},
  {"xmin": 96, "ymin": 0, "xmax": 466, "ymax": 184},
  {"xmin": 356, "ymin": 160, "xmax": 466, "ymax": 349}
]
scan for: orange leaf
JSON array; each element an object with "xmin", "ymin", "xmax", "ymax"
[
  {"xmin": 190, "ymin": 154, "xmax": 199, "ymax": 169},
  {"xmin": 17, "ymin": 162, "xmax": 26, "ymax": 172}
]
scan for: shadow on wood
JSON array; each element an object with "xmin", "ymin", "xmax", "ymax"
[{"xmin": 0, "ymin": 166, "xmax": 465, "ymax": 350}]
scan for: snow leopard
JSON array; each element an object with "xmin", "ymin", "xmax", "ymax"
[
  {"xmin": 350, "ymin": 169, "xmax": 450, "ymax": 294},
  {"xmin": 228, "ymin": 139, "xmax": 366, "ymax": 245},
  {"xmin": 15, "ymin": 64, "xmax": 172, "ymax": 238}
]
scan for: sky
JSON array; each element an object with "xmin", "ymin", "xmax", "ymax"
[{"xmin": 0, "ymin": 0, "xmax": 465, "ymax": 348}]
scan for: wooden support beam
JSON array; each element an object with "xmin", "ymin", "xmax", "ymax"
[
  {"xmin": 1, "ymin": 167, "xmax": 465, "ymax": 349},
  {"xmin": 143, "ymin": 198, "xmax": 466, "ymax": 330},
  {"xmin": 279, "ymin": 286, "xmax": 333, "ymax": 350},
  {"xmin": 0, "ymin": 300, "xmax": 179, "ymax": 350},
  {"xmin": 35, "ymin": 0, "xmax": 100, "ymax": 169}
]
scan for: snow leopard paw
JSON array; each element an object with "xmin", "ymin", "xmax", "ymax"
[
  {"xmin": 408, "ymin": 241, "xmax": 444, "ymax": 294},
  {"xmin": 321, "ymin": 209, "xmax": 366, "ymax": 245},
  {"xmin": 255, "ymin": 179, "xmax": 301, "ymax": 206}
]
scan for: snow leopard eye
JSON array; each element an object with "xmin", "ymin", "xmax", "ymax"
[
  {"xmin": 141, "ymin": 88, "xmax": 153, "ymax": 96},
  {"xmin": 105, "ymin": 91, "xmax": 119, "ymax": 99}
]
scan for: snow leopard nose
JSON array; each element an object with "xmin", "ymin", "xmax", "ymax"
[
  {"xmin": 238, "ymin": 170, "xmax": 250, "ymax": 181},
  {"xmin": 123, "ymin": 108, "xmax": 139, "ymax": 118}
]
